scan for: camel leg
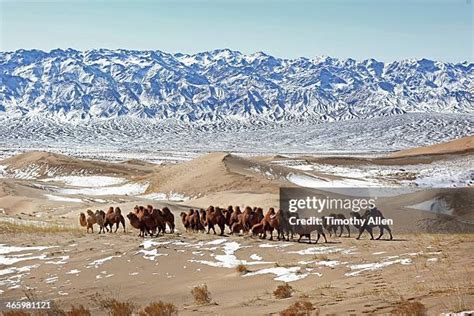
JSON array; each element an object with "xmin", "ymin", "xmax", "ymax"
[
  {"xmin": 356, "ymin": 227, "xmax": 364, "ymax": 240},
  {"xmin": 322, "ymin": 231, "xmax": 327, "ymax": 243},
  {"xmin": 219, "ymin": 225, "xmax": 225, "ymax": 236},
  {"xmin": 315, "ymin": 233, "xmax": 320, "ymax": 244},
  {"xmin": 386, "ymin": 226, "xmax": 393, "ymax": 240},
  {"xmin": 368, "ymin": 227, "xmax": 374, "ymax": 240},
  {"xmin": 338, "ymin": 226, "xmax": 343, "ymax": 237},
  {"xmin": 121, "ymin": 219, "xmax": 126, "ymax": 232},
  {"xmin": 376, "ymin": 226, "xmax": 384, "ymax": 240},
  {"xmin": 346, "ymin": 225, "xmax": 350, "ymax": 237}
]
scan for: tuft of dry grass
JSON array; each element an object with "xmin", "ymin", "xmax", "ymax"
[
  {"xmin": 236, "ymin": 264, "xmax": 248, "ymax": 274},
  {"xmin": 139, "ymin": 301, "xmax": 178, "ymax": 316},
  {"xmin": 92, "ymin": 293, "xmax": 136, "ymax": 316},
  {"xmin": 279, "ymin": 300, "xmax": 318, "ymax": 316},
  {"xmin": 191, "ymin": 284, "xmax": 212, "ymax": 305},
  {"xmin": 312, "ymin": 254, "xmax": 328, "ymax": 261},
  {"xmin": 273, "ymin": 283, "xmax": 294, "ymax": 299},
  {"xmin": 67, "ymin": 305, "xmax": 92, "ymax": 316},
  {"xmin": 390, "ymin": 299, "xmax": 427, "ymax": 316},
  {"xmin": 0, "ymin": 222, "xmax": 81, "ymax": 235}
]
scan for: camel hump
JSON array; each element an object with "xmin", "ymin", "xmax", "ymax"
[{"xmin": 79, "ymin": 213, "xmax": 87, "ymax": 227}]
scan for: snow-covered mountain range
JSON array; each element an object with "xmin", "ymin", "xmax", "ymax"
[{"xmin": 0, "ymin": 48, "xmax": 472, "ymax": 122}]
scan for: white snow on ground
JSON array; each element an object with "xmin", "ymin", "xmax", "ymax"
[
  {"xmin": 41, "ymin": 176, "xmax": 125, "ymax": 187},
  {"xmin": 289, "ymin": 246, "xmax": 356, "ymax": 256},
  {"xmin": 287, "ymin": 173, "xmax": 380, "ymax": 188},
  {"xmin": 87, "ymin": 255, "xmax": 121, "ymax": 268},
  {"xmin": 44, "ymin": 194, "xmax": 83, "ymax": 203},
  {"xmin": 441, "ymin": 311, "xmax": 474, "ymax": 316},
  {"xmin": 250, "ymin": 254, "xmax": 262, "ymax": 261},
  {"xmin": 298, "ymin": 260, "xmax": 342, "ymax": 268},
  {"xmin": 407, "ymin": 198, "xmax": 454, "ymax": 215},
  {"xmin": 189, "ymin": 241, "xmax": 272, "ymax": 268},
  {"xmin": 0, "ymin": 265, "xmax": 39, "ymax": 277},
  {"xmin": 278, "ymin": 155, "xmax": 473, "ymax": 188},
  {"xmin": 65, "ymin": 269, "xmax": 81, "ymax": 275},
  {"xmin": 345, "ymin": 258, "xmax": 412, "ymax": 276},
  {"xmin": 0, "ymin": 164, "xmax": 41, "ymax": 179},
  {"xmin": 0, "ymin": 244, "xmax": 53, "ymax": 255},
  {"xmin": 206, "ymin": 239, "xmax": 228, "ymax": 245},
  {"xmin": 45, "ymin": 276, "xmax": 58, "ymax": 284},
  {"xmin": 46, "ymin": 255, "xmax": 70, "ymax": 265},
  {"xmin": 245, "ymin": 266, "xmax": 308, "ymax": 282},
  {"xmin": 138, "ymin": 249, "xmax": 168, "ymax": 261},
  {"xmin": 408, "ymin": 161, "xmax": 474, "ymax": 187},
  {"xmin": 258, "ymin": 243, "xmax": 292, "ymax": 248},
  {"xmin": 0, "ymin": 252, "xmax": 48, "ymax": 265},
  {"xmin": 59, "ymin": 182, "xmax": 149, "ymax": 196}
]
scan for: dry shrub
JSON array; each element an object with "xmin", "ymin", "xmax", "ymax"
[
  {"xmin": 391, "ymin": 299, "xmax": 427, "ymax": 316},
  {"xmin": 273, "ymin": 283, "xmax": 294, "ymax": 299},
  {"xmin": 279, "ymin": 300, "xmax": 317, "ymax": 316},
  {"xmin": 139, "ymin": 301, "xmax": 177, "ymax": 316},
  {"xmin": 92, "ymin": 293, "xmax": 136, "ymax": 316},
  {"xmin": 0, "ymin": 222, "xmax": 81, "ymax": 235},
  {"xmin": 67, "ymin": 305, "xmax": 91, "ymax": 316},
  {"xmin": 236, "ymin": 264, "xmax": 248, "ymax": 274},
  {"xmin": 191, "ymin": 284, "xmax": 212, "ymax": 305}
]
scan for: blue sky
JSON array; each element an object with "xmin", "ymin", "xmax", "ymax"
[{"xmin": 0, "ymin": 0, "xmax": 472, "ymax": 62}]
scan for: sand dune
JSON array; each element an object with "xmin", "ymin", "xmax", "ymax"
[
  {"xmin": 146, "ymin": 152, "xmax": 293, "ymax": 197},
  {"xmin": 388, "ymin": 135, "xmax": 474, "ymax": 158},
  {"xmin": 0, "ymin": 151, "xmax": 155, "ymax": 179}
]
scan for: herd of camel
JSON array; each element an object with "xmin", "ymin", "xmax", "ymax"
[{"xmin": 80, "ymin": 204, "xmax": 393, "ymax": 242}]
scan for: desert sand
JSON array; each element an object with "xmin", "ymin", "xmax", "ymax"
[{"xmin": 0, "ymin": 143, "xmax": 472, "ymax": 315}]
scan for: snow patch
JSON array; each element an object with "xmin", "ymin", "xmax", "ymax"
[
  {"xmin": 41, "ymin": 176, "xmax": 125, "ymax": 187},
  {"xmin": 245, "ymin": 267, "xmax": 308, "ymax": 282}
]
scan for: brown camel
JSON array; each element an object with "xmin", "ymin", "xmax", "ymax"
[
  {"xmin": 104, "ymin": 207, "xmax": 126, "ymax": 233},
  {"xmin": 127, "ymin": 212, "xmax": 148, "ymax": 237},
  {"xmin": 229, "ymin": 206, "xmax": 242, "ymax": 230},
  {"xmin": 222, "ymin": 205, "xmax": 234, "ymax": 231},
  {"xmin": 133, "ymin": 205, "xmax": 147, "ymax": 220},
  {"xmin": 230, "ymin": 222, "xmax": 244, "ymax": 235},
  {"xmin": 250, "ymin": 222, "xmax": 265, "ymax": 237},
  {"xmin": 93, "ymin": 210, "xmax": 106, "ymax": 234},
  {"xmin": 199, "ymin": 209, "xmax": 207, "ymax": 230},
  {"xmin": 150, "ymin": 209, "xmax": 166, "ymax": 236},
  {"xmin": 261, "ymin": 208, "xmax": 278, "ymax": 240},
  {"xmin": 205, "ymin": 206, "xmax": 226, "ymax": 236},
  {"xmin": 161, "ymin": 207, "xmax": 175, "ymax": 233},
  {"xmin": 240, "ymin": 206, "xmax": 253, "ymax": 232},
  {"xmin": 180, "ymin": 212, "xmax": 191, "ymax": 232}
]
